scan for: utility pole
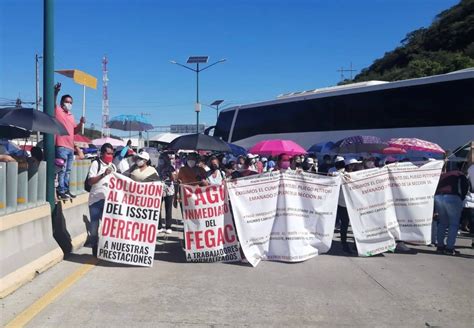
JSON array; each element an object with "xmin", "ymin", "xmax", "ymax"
[
  {"xmin": 102, "ymin": 56, "xmax": 110, "ymax": 137},
  {"xmin": 337, "ymin": 62, "xmax": 357, "ymax": 82},
  {"xmin": 43, "ymin": 0, "xmax": 55, "ymax": 208},
  {"xmin": 35, "ymin": 54, "xmax": 43, "ymax": 143},
  {"xmin": 140, "ymin": 112, "xmax": 151, "ymax": 147}
]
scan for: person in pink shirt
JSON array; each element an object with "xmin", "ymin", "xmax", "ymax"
[{"xmin": 54, "ymin": 83, "xmax": 85, "ymax": 199}]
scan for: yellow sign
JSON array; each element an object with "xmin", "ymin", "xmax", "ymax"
[{"xmin": 55, "ymin": 69, "xmax": 97, "ymax": 89}]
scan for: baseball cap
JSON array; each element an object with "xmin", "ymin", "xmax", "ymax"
[
  {"xmin": 344, "ymin": 157, "xmax": 362, "ymax": 165},
  {"xmin": 306, "ymin": 158, "xmax": 314, "ymax": 164},
  {"xmin": 136, "ymin": 151, "xmax": 150, "ymax": 161},
  {"xmin": 335, "ymin": 156, "xmax": 345, "ymax": 163}
]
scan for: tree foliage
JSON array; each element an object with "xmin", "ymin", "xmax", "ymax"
[{"xmin": 352, "ymin": 0, "xmax": 474, "ymax": 83}]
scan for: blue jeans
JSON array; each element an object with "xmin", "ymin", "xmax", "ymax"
[
  {"xmin": 89, "ymin": 199, "xmax": 105, "ymax": 247},
  {"xmin": 435, "ymin": 194, "xmax": 463, "ymax": 249},
  {"xmin": 56, "ymin": 146, "xmax": 74, "ymax": 194}
]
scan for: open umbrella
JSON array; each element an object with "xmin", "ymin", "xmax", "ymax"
[
  {"xmin": 307, "ymin": 141, "xmax": 335, "ymax": 154},
  {"xmin": 380, "ymin": 147, "xmax": 407, "ymax": 155},
  {"xmin": 227, "ymin": 142, "xmax": 247, "ymax": 156},
  {"xmin": 332, "ymin": 135, "xmax": 387, "ymax": 154},
  {"xmin": 0, "ymin": 125, "xmax": 30, "ymax": 139},
  {"xmin": 0, "ymin": 107, "xmax": 68, "ymax": 135},
  {"xmin": 388, "ymin": 138, "xmax": 445, "ymax": 154},
  {"xmin": 167, "ymin": 134, "xmax": 231, "ymax": 152},
  {"xmin": 74, "ymin": 134, "xmax": 92, "ymax": 148},
  {"xmin": 92, "ymin": 137, "xmax": 125, "ymax": 148},
  {"xmin": 249, "ymin": 139, "xmax": 306, "ymax": 156},
  {"xmin": 107, "ymin": 115, "xmax": 154, "ymax": 133}
]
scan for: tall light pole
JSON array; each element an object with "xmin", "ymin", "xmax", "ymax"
[
  {"xmin": 210, "ymin": 99, "xmax": 224, "ymax": 122},
  {"xmin": 35, "ymin": 54, "xmax": 43, "ymax": 143},
  {"xmin": 170, "ymin": 56, "xmax": 226, "ymax": 134}
]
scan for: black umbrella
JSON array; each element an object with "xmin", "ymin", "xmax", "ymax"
[
  {"xmin": 0, "ymin": 125, "xmax": 31, "ymax": 139},
  {"xmin": 167, "ymin": 133, "xmax": 231, "ymax": 152},
  {"xmin": 0, "ymin": 107, "xmax": 68, "ymax": 135}
]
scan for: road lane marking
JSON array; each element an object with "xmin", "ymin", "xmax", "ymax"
[{"xmin": 5, "ymin": 258, "xmax": 98, "ymax": 328}]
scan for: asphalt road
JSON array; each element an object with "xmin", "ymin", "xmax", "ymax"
[{"xmin": 2, "ymin": 216, "xmax": 473, "ymax": 327}]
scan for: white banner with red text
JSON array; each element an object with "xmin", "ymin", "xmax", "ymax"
[
  {"xmin": 181, "ymin": 183, "xmax": 241, "ymax": 263},
  {"xmin": 98, "ymin": 173, "xmax": 163, "ymax": 267}
]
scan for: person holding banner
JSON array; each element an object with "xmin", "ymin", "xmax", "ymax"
[
  {"xmin": 87, "ymin": 143, "xmax": 115, "ymax": 257},
  {"xmin": 206, "ymin": 156, "xmax": 225, "ymax": 185},
  {"xmin": 129, "ymin": 151, "xmax": 159, "ymax": 182},
  {"xmin": 177, "ymin": 153, "xmax": 207, "ymax": 186},
  {"xmin": 435, "ymin": 166, "xmax": 469, "ymax": 255},
  {"xmin": 157, "ymin": 153, "xmax": 176, "ymax": 234}
]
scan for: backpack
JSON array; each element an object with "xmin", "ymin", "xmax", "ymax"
[{"xmin": 84, "ymin": 159, "xmax": 101, "ymax": 192}]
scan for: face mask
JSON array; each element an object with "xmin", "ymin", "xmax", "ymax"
[
  {"xmin": 158, "ymin": 159, "xmax": 165, "ymax": 166},
  {"xmin": 187, "ymin": 160, "xmax": 196, "ymax": 168},
  {"xmin": 102, "ymin": 154, "xmax": 113, "ymax": 164},
  {"xmin": 365, "ymin": 161, "xmax": 375, "ymax": 168},
  {"xmin": 63, "ymin": 103, "xmax": 72, "ymax": 111},
  {"xmin": 251, "ymin": 158, "xmax": 256, "ymax": 164},
  {"xmin": 236, "ymin": 163, "xmax": 243, "ymax": 170},
  {"xmin": 136, "ymin": 159, "xmax": 146, "ymax": 167},
  {"xmin": 280, "ymin": 161, "xmax": 290, "ymax": 169}
]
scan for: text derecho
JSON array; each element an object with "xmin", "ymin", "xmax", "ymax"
[{"xmin": 98, "ymin": 173, "xmax": 163, "ymax": 267}]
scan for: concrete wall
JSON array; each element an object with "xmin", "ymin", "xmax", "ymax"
[{"xmin": 0, "ymin": 194, "xmax": 90, "ymax": 298}]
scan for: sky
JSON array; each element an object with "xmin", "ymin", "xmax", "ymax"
[{"xmin": 0, "ymin": 0, "xmax": 459, "ymax": 137}]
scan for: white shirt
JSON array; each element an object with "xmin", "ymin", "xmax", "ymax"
[
  {"xmin": 465, "ymin": 165, "xmax": 474, "ymax": 208},
  {"xmin": 207, "ymin": 170, "xmax": 225, "ymax": 185},
  {"xmin": 88, "ymin": 159, "xmax": 113, "ymax": 206}
]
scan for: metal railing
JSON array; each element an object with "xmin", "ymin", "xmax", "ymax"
[{"xmin": 0, "ymin": 159, "xmax": 91, "ymax": 215}]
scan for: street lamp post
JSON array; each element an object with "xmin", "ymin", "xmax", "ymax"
[
  {"xmin": 170, "ymin": 56, "xmax": 226, "ymax": 134},
  {"xmin": 210, "ymin": 99, "xmax": 224, "ymax": 122}
]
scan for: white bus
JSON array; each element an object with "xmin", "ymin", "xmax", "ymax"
[{"xmin": 214, "ymin": 68, "xmax": 474, "ymax": 152}]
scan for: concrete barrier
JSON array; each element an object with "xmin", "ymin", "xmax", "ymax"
[{"xmin": 0, "ymin": 193, "xmax": 90, "ymax": 298}]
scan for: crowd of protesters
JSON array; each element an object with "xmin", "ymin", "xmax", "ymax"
[{"xmin": 83, "ymin": 144, "xmax": 474, "ymax": 257}]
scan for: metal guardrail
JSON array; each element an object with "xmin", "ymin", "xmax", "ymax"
[{"xmin": 0, "ymin": 159, "xmax": 91, "ymax": 216}]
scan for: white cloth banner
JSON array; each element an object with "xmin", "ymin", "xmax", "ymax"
[
  {"xmin": 227, "ymin": 172, "xmax": 280, "ymax": 267},
  {"xmin": 386, "ymin": 160, "xmax": 443, "ymax": 244},
  {"xmin": 342, "ymin": 167, "xmax": 400, "ymax": 257},
  {"xmin": 342, "ymin": 160, "xmax": 443, "ymax": 256},
  {"xmin": 98, "ymin": 173, "xmax": 163, "ymax": 267},
  {"xmin": 268, "ymin": 171, "xmax": 341, "ymax": 262},
  {"xmin": 181, "ymin": 183, "xmax": 241, "ymax": 263},
  {"xmin": 227, "ymin": 171, "xmax": 340, "ymax": 267}
]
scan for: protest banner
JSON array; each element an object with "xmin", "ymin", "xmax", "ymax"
[
  {"xmin": 342, "ymin": 168, "xmax": 400, "ymax": 256},
  {"xmin": 181, "ymin": 183, "xmax": 241, "ymax": 263},
  {"xmin": 97, "ymin": 173, "xmax": 163, "ymax": 267},
  {"xmin": 227, "ymin": 172, "xmax": 280, "ymax": 267},
  {"xmin": 268, "ymin": 170, "xmax": 341, "ymax": 262},
  {"xmin": 386, "ymin": 160, "xmax": 443, "ymax": 244}
]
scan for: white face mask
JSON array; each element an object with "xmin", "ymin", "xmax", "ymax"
[
  {"xmin": 136, "ymin": 159, "xmax": 146, "ymax": 167},
  {"xmin": 187, "ymin": 160, "xmax": 196, "ymax": 168},
  {"xmin": 365, "ymin": 161, "xmax": 375, "ymax": 168},
  {"xmin": 63, "ymin": 103, "xmax": 72, "ymax": 111}
]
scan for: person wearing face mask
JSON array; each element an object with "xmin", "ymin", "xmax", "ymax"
[
  {"xmin": 303, "ymin": 157, "xmax": 318, "ymax": 173},
  {"xmin": 277, "ymin": 154, "xmax": 292, "ymax": 171},
  {"xmin": 177, "ymin": 153, "xmax": 207, "ymax": 185},
  {"xmin": 318, "ymin": 154, "xmax": 332, "ymax": 174},
  {"xmin": 236, "ymin": 156, "xmax": 246, "ymax": 171},
  {"xmin": 54, "ymin": 82, "xmax": 85, "ymax": 200},
  {"xmin": 206, "ymin": 156, "xmax": 226, "ymax": 185},
  {"xmin": 87, "ymin": 143, "xmax": 115, "ymax": 256},
  {"xmin": 157, "ymin": 153, "xmax": 176, "ymax": 234},
  {"xmin": 129, "ymin": 151, "xmax": 159, "ymax": 182}
]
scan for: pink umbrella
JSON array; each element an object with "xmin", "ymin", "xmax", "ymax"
[
  {"xmin": 381, "ymin": 147, "xmax": 407, "ymax": 155},
  {"xmin": 92, "ymin": 137, "xmax": 125, "ymax": 148},
  {"xmin": 388, "ymin": 138, "xmax": 445, "ymax": 154},
  {"xmin": 249, "ymin": 139, "xmax": 307, "ymax": 156}
]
